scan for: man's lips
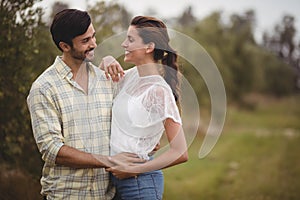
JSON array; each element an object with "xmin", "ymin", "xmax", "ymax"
[{"xmin": 86, "ymin": 50, "xmax": 94, "ymax": 57}]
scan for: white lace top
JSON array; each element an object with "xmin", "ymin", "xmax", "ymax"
[{"xmin": 110, "ymin": 67, "xmax": 182, "ymax": 160}]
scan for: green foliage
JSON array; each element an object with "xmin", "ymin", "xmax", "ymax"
[
  {"xmin": 264, "ymin": 61, "xmax": 296, "ymax": 96},
  {"xmin": 88, "ymin": 1, "xmax": 131, "ymax": 43},
  {"xmin": 0, "ymin": 0, "xmax": 57, "ymax": 174},
  {"xmin": 0, "ymin": 1, "xmax": 299, "ymax": 198},
  {"xmin": 174, "ymin": 9, "xmax": 298, "ymax": 104}
]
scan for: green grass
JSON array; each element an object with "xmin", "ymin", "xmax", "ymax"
[
  {"xmin": 162, "ymin": 95, "xmax": 300, "ymax": 200},
  {"xmin": 1, "ymin": 95, "xmax": 299, "ymax": 200}
]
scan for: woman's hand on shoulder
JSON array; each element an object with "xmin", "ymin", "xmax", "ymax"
[{"xmin": 99, "ymin": 55, "xmax": 125, "ymax": 82}]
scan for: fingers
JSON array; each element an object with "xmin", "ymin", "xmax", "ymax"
[
  {"xmin": 106, "ymin": 168, "xmax": 137, "ymax": 180},
  {"xmin": 100, "ymin": 56, "xmax": 124, "ymax": 82},
  {"xmin": 116, "ymin": 64, "xmax": 125, "ymax": 78},
  {"xmin": 108, "ymin": 156, "xmax": 124, "ymax": 166},
  {"xmin": 104, "ymin": 71, "xmax": 110, "ymax": 80},
  {"xmin": 105, "ymin": 167, "xmax": 112, "ymax": 172},
  {"xmin": 112, "ymin": 63, "xmax": 124, "ymax": 82},
  {"xmin": 107, "ymin": 65, "xmax": 115, "ymax": 79},
  {"xmin": 122, "ymin": 153, "xmax": 146, "ymax": 162},
  {"xmin": 112, "ymin": 152, "xmax": 146, "ymax": 164},
  {"xmin": 106, "ymin": 64, "xmax": 124, "ymax": 82},
  {"xmin": 130, "ymin": 157, "xmax": 146, "ymax": 163},
  {"xmin": 123, "ymin": 152, "xmax": 139, "ymax": 157}
]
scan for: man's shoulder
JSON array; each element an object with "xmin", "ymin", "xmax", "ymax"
[
  {"xmin": 29, "ymin": 60, "xmax": 63, "ymax": 97},
  {"xmin": 33, "ymin": 65, "xmax": 57, "ymax": 85},
  {"xmin": 89, "ymin": 62, "xmax": 112, "ymax": 82}
]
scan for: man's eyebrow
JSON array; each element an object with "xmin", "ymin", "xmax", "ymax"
[{"xmin": 81, "ymin": 32, "xmax": 96, "ymax": 41}]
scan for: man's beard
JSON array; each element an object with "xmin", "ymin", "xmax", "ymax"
[{"xmin": 70, "ymin": 48, "xmax": 94, "ymax": 62}]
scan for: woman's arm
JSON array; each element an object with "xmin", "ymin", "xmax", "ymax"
[
  {"xmin": 99, "ymin": 55, "xmax": 124, "ymax": 81},
  {"xmin": 107, "ymin": 118, "xmax": 188, "ymax": 178},
  {"xmin": 138, "ymin": 118, "xmax": 188, "ymax": 171}
]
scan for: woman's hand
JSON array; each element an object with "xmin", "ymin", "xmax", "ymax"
[
  {"xmin": 106, "ymin": 154, "xmax": 144, "ymax": 179},
  {"xmin": 99, "ymin": 55, "xmax": 125, "ymax": 82}
]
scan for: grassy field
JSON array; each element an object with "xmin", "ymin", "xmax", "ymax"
[
  {"xmin": 1, "ymin": 95, "xmax": 299, "ymax": 199},
  {"xmin": 162, "ymin": 95, "xmax": 300, "ymax": 200}
]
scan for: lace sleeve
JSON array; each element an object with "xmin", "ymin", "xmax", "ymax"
[{"xmin": 143, "ymin": 84, "xmax": 182, "ymax": 125}]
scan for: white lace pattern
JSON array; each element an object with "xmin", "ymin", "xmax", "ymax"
[{"xmin": 110, "ymin": 67, "xmax": 182, "ymax": 160}]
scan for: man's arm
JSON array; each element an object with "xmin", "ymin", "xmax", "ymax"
[
  {"xmin": 27, "ymin": 83, "xmax": 142, "ymax": 169},
  {"xmin": 27, "ymin": 83, "xmax": 104, "ymax": 168},
  {"xmin": 55, "ymin": 145, "xmax": 110, "ymax": 168},
  {"xmin": 56, "ymin": 145, "xmax": 144, "ymax": 168}
]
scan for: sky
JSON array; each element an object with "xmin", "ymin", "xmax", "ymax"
[{"xmin": 37, "ymin": 0, "xmax": 300, "ymax": 42}]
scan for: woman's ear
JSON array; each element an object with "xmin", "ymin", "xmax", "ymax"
[
  {"xmin": 146, "ymin": 42, "xmax": 155, "ymax": 53},
  {"xmin": 59, "ymin": 42, "xmax": 71, "ymax": 52}
]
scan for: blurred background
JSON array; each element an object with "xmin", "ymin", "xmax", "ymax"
[{"xmin": 0, "ymin": 0, "xmax": 299, "ymax": 199}]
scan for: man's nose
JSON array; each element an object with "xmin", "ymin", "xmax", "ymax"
[{"xmin": 90, "ymin": 38, "xmax": 97, "ymax": 49}]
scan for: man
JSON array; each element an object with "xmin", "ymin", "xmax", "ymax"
[{"xmin": 27, "ymin": 9, "xmax": 140, "ymax": 199}]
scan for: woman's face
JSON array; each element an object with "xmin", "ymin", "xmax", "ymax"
[{"xmin": 121, "ymin": 25, "xmax": 149, "ymax": 66}]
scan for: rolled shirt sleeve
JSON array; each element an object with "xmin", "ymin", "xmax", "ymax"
[
  {"xmin": 26, "ymin": 57, "xmax": 114, "ymax": 199},
  {"xmin": 27, "ymin": 82, "xmax": 64, "ymax": 166}
]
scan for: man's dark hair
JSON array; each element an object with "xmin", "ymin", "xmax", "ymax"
[{"xmin": 50, "ymin": 9, "xmax": 91, "ymax": 51}]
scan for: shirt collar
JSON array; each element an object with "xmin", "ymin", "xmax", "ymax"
[
  {"xmin": 54, "ymin": 56, "xmax": 72, "ymax": 79},
  {"xmin": 54, "ymin": 56, "xmax": 96, "ymax": 79}
]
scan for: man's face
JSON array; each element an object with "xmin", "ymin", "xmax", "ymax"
[{"xmin": 70, "ymin": 24, "xmax": 97, "ymax": 62}]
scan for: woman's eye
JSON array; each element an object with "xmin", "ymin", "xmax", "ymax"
[{"xmin": 128, "ymin": 36, "xmax": 134, "ymax": 43}]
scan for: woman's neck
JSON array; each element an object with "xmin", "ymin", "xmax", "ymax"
[{"xmin": 136, "ymin": 63, "xmax": 161, "ymax": 77}]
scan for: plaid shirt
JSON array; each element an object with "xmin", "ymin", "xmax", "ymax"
[{"xmin": 27, "ymin": 57, "xmax": 115, "ymax": 199}]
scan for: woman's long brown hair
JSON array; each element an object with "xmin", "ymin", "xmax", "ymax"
[{"xmin": 130, "ymin": 16, "xmax": 181, "ymax": 102}]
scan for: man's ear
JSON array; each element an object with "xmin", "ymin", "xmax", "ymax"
[
  {"xmin": 59, "ymin": 42, "xmax": 71, "ymax": 52},
  {"xmin": 146, "ymin": 42, "xmax": 155, "ymax": 53}
]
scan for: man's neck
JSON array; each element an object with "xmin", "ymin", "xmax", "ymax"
[
  {"xmin": 61, "ymin": 54, "xmax": 85, "ymax": 75},
  {"xmin": 61, "ymin": 55, "xmax": 89, "ymax": 94}
]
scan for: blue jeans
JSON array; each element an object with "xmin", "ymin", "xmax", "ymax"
[{"xmin": 111, "ymin": 170, "xmax": 164, "ymax": 200}]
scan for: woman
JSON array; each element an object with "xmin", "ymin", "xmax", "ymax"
[{"xmin": 106, "ymin": 16, "xmax": 188, "ymax": 200}]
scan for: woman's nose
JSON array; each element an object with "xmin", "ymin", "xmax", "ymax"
[{"xmin": 121, "ymin": 40, "xmax": 127, "ymax": 48}]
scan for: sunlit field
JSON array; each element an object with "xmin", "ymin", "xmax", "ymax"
[{"xmin": 163, "ymin": 95, "xmax": 300, "ymax": 200}]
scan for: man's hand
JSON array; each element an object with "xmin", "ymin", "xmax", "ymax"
[
  {"xmin": 91, "ymin": 152, "xmax": 143, "ymax": 169},
  {"xmin": 99, "ymin": 55, "xmax": 124, "ymax": 82},
  {"xmin": 105, "ymin": 152, "xmax": 146, "ymax": 179},
  {"xmin": 106, "ymin": 155, "xmax": 142, "ymax": 179}
]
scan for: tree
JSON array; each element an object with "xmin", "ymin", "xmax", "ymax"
[
  {"xmin": 88, "ymin": 1, "xmax": 131, "ymax": 43},
  {"xmin": 0, "ymin": 0, "xmax": 57, "ymax": 173},
  {"xmin": 263, "ymin": 14, "xmax": 299, "ymax": 91},
  {"xmin": 263, "ymin": 15, "xmax": 296, "ymax": 60},
  {"xmin": 48, "ymin": 1, "xmax": 69, "ymax": 24},
  {"xmin": 178, "ymin": 6, "xmax": 197, "ymax": 27},
  {"xmin": 174, "ymin": 8, "xmax": 296, "ymax": 104}
]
